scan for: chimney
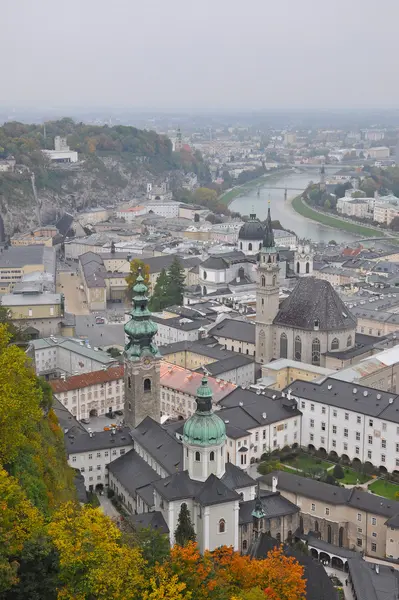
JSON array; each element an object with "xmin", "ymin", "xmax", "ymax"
[{"xmin": 272, "ymin": 476, "xmax": 278, "ymax": 493}]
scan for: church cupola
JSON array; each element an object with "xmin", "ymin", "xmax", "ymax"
[
  {"xmin": 183, "ymin": 377, "xmax": 226, "ymax": 481},
  {"xmin": 123, "ymin": 269, "xmax": 161, "ymax": 428},
  {"xmin": 238, "ymin": 213, "xmax": 265, "ymax": 255}
]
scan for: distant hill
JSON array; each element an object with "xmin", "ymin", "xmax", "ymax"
[{"xmin": 0, "ymin": 118, "xmax": 209, "ymax": 232}]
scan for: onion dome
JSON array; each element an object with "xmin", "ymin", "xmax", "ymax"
[
  {"xmin": 238, "ymin": 214, "xmax": 265, "ymax": 241},
  {"xmin": 183, "ymin": 377, "xmax": 226, "ymax": 446},
  {"xmin": 124, "ymin": 270, "xmax": 160, "ymax": 361}
]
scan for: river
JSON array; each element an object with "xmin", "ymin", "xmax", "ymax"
[{"xmin": 229, "ymin": 169, "xmax": 359, "ymax": 244}]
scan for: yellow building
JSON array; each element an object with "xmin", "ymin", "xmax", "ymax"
[
  {"xmin": 259, "ymin": 358, "xmax": 333, "ymax": 390},
  {"xmin": 0, "ymin": 245, "xmax": 55, "ymax": 293},
  {"xmin": 1, "ymin": 289, "xmax": 64, "ymax": 337}
]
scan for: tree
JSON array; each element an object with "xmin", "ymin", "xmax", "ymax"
[
  {"xmin": 0, "ymin": 325, "xmax": 42, "ymax": 465},
  {"xmin": 149, "ymin": 269, "xmax": 169, "ymax": 312},
  {"xmin": 0, "ymin": 468, "xmax": 44, "ymax": 593},
  {"xmin": 166, "ymin": 258, "xmax": 185, "ymax": 306},
  {"xmin": 193, "ymin": 187, "xmax": 218, "ymax": 206},
  {"xmin": 107, "ymin": 347, "xmax": 122, "ymax": 358},
  {"xmin": 174, "ymin": 503, "xmax": 196, "ymax": 546},
  {"xmin": 333, "ymin": 464, "xmax": 345, "ymax": 479},
  {"xmin": 135, "ymin": 527, "xmax": 170, "ymax": 567},
  {"xmin": 205, "ymin": 213, "xmax": 223, "ymax": 224},
  {"xmin": 125, "ymin": 258, "xmax": 150, "ymax": 299},
  {"xmin": 142, "ymin": 566, "xmax": 190, "ymax": 600},
  {"xmin": 328, "ymin": 240, "xmax": 337, "ymax": 245},
  {"xmin": 390, "ymin": 216, "xmax": 399, "ymax": 231},
  {"xmin": 47, "ymin": 502, "xmax": 146, "ymax": 600}
]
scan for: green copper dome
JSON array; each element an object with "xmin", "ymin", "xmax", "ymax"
[
  {"xmin": 124, "ymin": 270, "xmax": 161, "ymax": 361},
  {"xmin": 183, "ymin": 377, "xmax": 226, "ymax": 447}
]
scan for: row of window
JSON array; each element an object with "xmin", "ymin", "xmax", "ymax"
[
  {"xmin": 308, "ymin": 434, "xmax": 395, "ymax": 463},
  {"xmin": 311, "ymin": 503, "xmax": 378, "ymax": 527},
  {"xmin": 72, "ymin": 448, "xmax": 125, "ymax": 463},
  {"xmin": 280, "ymin": 335, "xmax": 353, "ymax": 363},
  {"xmin": 303, "ymin": 402, "xmax": 395, "ymax": 431}
]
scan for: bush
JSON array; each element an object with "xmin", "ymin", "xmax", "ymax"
[
  {"xmin": 107, "ymin": 488, "xmax": 115, "ymax": 498},
  {"xmin": 333, "ymin": 464, "xmax": 345, "ymax": 479}
]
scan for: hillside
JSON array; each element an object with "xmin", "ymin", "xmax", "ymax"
[{"xmin": 0, "ymin": 119, "xmax": 209, "ymax": 232}]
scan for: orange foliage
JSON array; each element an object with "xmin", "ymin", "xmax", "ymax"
[{"xmin": 167, "ymin": 543, "xmax": 305, "ymax": 600}]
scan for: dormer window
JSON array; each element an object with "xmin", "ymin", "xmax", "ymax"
[{"xmin": 314, "ymin": 319, "xmax": 320, "ymax": 329}]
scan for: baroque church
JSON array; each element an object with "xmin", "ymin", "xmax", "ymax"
[
  {"xmin": 108, "ymin": 270, "xmax": 299, "ymax": 553},
  {"xmin": 254, "ymin": 206, "xmax": 357, "ymax": 364}
]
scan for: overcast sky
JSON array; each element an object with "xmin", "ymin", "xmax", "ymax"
[{"xmin": 3, "ymin": 0, "xmax": 399, "ymax": 111}]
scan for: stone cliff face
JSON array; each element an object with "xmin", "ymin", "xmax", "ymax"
[{"xmin": 0, "ymin": 156, "xmax": 184, "ymax": 233}]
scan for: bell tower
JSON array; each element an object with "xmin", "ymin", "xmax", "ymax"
[
  {"xmin": 123, "ymin": 269, "xmax": 161, "ymax": 428},
  {"xmin": 255, "ymin": 203, "xmax": 279, "ymax": 364},
  {"xmin": 294, "ymin": 241, "xmax": 314, "ymax": 276}
]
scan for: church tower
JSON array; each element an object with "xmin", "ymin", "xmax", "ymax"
[
  {"xmin": 174, "ymin": 127, "xmax": 183, "ymax": 152},
  {"xmin": 123, "ymin": 270, "xmax": 161, "ymax": 428},
  {"xmin": 255, "ymin": 203, "xmax": 280, "ymax": 363},
  {"xmin": 294, "ymin": 241, "xmax": 314, "ymax": 276},
  {"xmin": 320, "ymin": 162, "xmax": 326, "ymax": 192},
  {"xmin": 182, "ymin": 377, "xmax": 226, "ymax": 482}
]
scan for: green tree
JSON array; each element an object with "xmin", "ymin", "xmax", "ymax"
[
  {"xmin": 390, "ymin": 216, "xmax": 399, "ymax": 231},
  {"xmin": 149, "ymin": 268, "xmax": 169, "ymax": 311},
  {"xmin": 166, "ymin": 258, "xmax": 185, "ymax": 306},
  {"xmin": 193, "ymin": 187, "xmax": 218, "ymax": 206},
  {"xmin": 135, "ymin": 527, "xmax": 170, "ymax": 567},
  {"xmin": 174, "ymin": 503, "xmax": 196, "ymax": 546},
  {"xmin": 125, "ymin": 258, "xmax": 150, "ymax": 299},
  {"xmin": 333, "ymin": 464, "xmax": 345, "ymax": 479}
]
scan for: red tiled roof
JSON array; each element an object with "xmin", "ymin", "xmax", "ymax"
[
  {"xmin": 50, "ymin": 365, "xmax": 124, "ymax": 393},
  {"xmin": 160, "ymin": 361, "xmax": 236, "ymax": 401},
  {"xmin": 342, "ymin": 246, "xmax": 363, "ymax": 257}
]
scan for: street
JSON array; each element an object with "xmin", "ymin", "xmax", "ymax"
[
  {"xmin": 56, "ymin": 270, "xmax": 90, "ymax": 316},
  {"xmin": 75, "ymin": 314, "xmax": 125, "ymax": 348}
]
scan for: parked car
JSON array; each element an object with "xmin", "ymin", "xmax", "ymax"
[{"xmin": 95, "ymin": 316, "xmax": 105, "ymax": 324}]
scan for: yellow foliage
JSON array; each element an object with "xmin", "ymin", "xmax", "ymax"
[
  {"xmin": 0, "ymin": 324, "xmax": 42, "ymax": 464},
  {"xmin": 142, "ymin": 565, "xmax": 191, "ymax": 600},
  {"xmin": 47, "ymin": 502, "xmax": 146, "ymax": 600},
  {"xmin": 0, "ymin": 468, "xmax": 43, "ymax": 592}
]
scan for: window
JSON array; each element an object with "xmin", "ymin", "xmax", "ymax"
[
  {"xmin": 310, "ymin": 403, "xmax": 314, "ymax": 412},
  {"xmin": 321, "ymin": 406, "xmax": 326, "ymax": 414},
  {"xmin": 104, "ymin": 451, "xmax": 109, "ymax": 457},
  {"xmin": 311, "ymin": 503, "xmax": 316, "ymax": 512},
  {"xmin": 80, "ymin": 467, "xmax": 85, "ymax": 472},
  {"xmin": 345, "ymin": 412, "xmax": 349, "ymax": 420},
  {"xmin": 97, "ymin": 465, "xmax": 101, "ymax": 471},
  {"xmin": 310, "ymin": 433, "xmax": 314, "ymax": 441},
  {"xmin": 382, "ymin": 422, "xmax": 387, "ymax": 432},
  {"xmin": 242, "ymin": 540, "xmax": 248, "ymax": 551},
  {"xmin": 210, "ymin": 451, "xmax": 215, "ymax": 461},
  {"xmin": 325, "ymin": 507, "xmax": 330, "ymax": 516},
  {"xmin": 371, "ymin": 543, "xmax": 377, "ymax": 552},
  {"xmin": 357, "ymin": 538, "xmax": 362, "ymax": 547},
  {"xmin": 195, "ymin": 452, "xmax": 201, "ymax": 462},
  {"xmin": 72, "ymin": 456, "xmax": 76, "ymax": 463},
  {"xmin": 369, "ymin": 419, "xmax": 373, "ymax": 427},
  {"xmin": 357, "ymin": 416, "xmax": 361, "ymax": 424},
  {"xmin": 368, "ymin": 435, "xmax": 373, "ymax": 445},
  {"xmin": 97, "ymin": 452, "xmax": 101, "ymax": 458},
  {"xmin": 280, "ymin": 333, "xmax": 288, "ymax": 359},
  {"xmin": 357, "ymin": 513, "xmax": 362, "ymax": 522},
  {"xmin": 357, "ymin": 527, "xmax": 362, "ymax": 533},
  {"xmin": 347, "ymin": 335, "xmax": 352, "ymax": 347},
  {"xmin": 344, "ymin": 428, "xmax": 348, "ymax": 438},
  {"xmin": 381, "ymin": 454, "xmax": 386, "ymax": 463},
  {"xmin": 368, "ymin": 450, "xmax": 372, "ymax": 460},
  {"xmin": 310, "ymin": 419, "xmax": 314, "ymax": 428},
  {"xmin": 332, "ymin": 424, "xmax": 337, "ymax": 434},
  {"xmin": 333, "ymin": 410, "xmax": 337, "ymax": 418},
  {"xmin": 321, "ymin": 422, "xmax": 326, "ymax": 431},
  {"xmin": 372, "ymin": 532, "xmax": 377, "ymax": 538},
  {"xmin": 144, "ymin": 378, "xmax": 151, "ymax": 392},
  {"xmin": 343, "ymin": 443, "xmax": 348, "ymax": 451},
  {"xmin": 294, "ymin": 336, "xmax": 302, "ymax": 361},
  {"xmin": 332, "ymin": 440, "xmax": 336, "ymax": 448},
  {"xmin": 120, "ymin": 449, "xmax": 125, "ymax": 455},
  {"xmin": 89, "ymin": 466, "xmax": 93, "ymax": 472},
  {"xmin": 371, "ymin": 517, "xmax": 377, "ymax": 526},
  {"xmin": 331, "ymin": 338, "xmax": 339, "ymax": 350},
  {"xmin": 261, "ymin": 275, "xmax": 265, "ymax": 287},
  {"xmin": 311, "ymin": 338, "xmax": 320, "ymax": 366},
  {"xmin": 218, "ymin": 519, "xmax": 225, "ymax": 533},
  {"xmin": 128, "ymin": 376, "xmax": 131, "ymax": 389},
  {"xmin": 88, "ymin": 453, "xmax": 93, "ymax": 460},
  {"xmin": 382, "ymin": 439, "xmax": 386, "ymax": 449},
  {"xmin": 321, "ymin": 436, "xmax": 325, "ymax": 445}
]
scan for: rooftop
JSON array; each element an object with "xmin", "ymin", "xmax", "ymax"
[
  {"xmin": 49, "ymin": 366, "xmax": 124, "ymax": 393},
  {"xmin": 29, "ymin": 337, "xmax": 119, "ymax": 366},
  {"xmin": 208, "ymin": 318, "xmax": 256, "ymax": 344},
  {"xmin": 130, "ymin": 416, "xmax": 182, "ymax": 475},
  {"xmin": 0, "ymin": 245, "xmax": 55, "ymax": 271},
  {"xmin": 160, "ymin": 361, "xmax": 236, "ymax": 400}
]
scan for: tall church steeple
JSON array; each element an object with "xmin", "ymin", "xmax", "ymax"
[
  {"xmin": 255, "ymin": 201, "xmax": 280, "ymax": 363},
  {"xmin": 124, "ymin": 270, "xmax": 161, "ymax": 428}
]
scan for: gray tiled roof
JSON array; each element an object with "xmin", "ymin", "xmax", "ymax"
[
  {"xmin": 208, "ymin": 318, "xmax": 256, "ymax": 344},
  {"xmin": 107, "ymin": 450, "xmax": 160, "ymax": 498},
  {"xmin": 152, "ymin": 315, "xmax": 212, "ymax": 331},
  {"xmin": 219, "ymin": 387, "xmax": 300, "ymax": 426},
  {"xmin": 262, "ymin": 471, "xmax": 399, "ymax": 518},
  {"xmin": 221, "ymin": 461, "xmax": 256, "ymax": 490},
  {"xmin": 129, "ymin": 511, "xmax": 169, "ymax": 534},
  {"xmin": 239, "ymin": 491, "xmax": 298, "ymax": 524},
  {"xmin": 130, "ymin": 416, "xmax": 182, "ymax": 474},
  {"xmin": 348, "ymin": 557, "xmax": 399, "ymax": 600},
  {"xmin": 195, "ymin": 473, "xmax": 241, "ymax": 506},
  {"xmin": 65, "ymin": 427, "xmax": 132, "ymax": 454},
  {"xmin": 287, "ymin": 377, "xmax": 399, "ymax": 420},
  {"xmin": 273, "ymin": 277, "xmax": 357, "ymax": 331},
  {"xmin": 200, "ymin": 355, "xmax": 255, "ymax": 376},
  {"xmin": 0, "ymin": 244, "xmax": 52, "ymax": 268},
  {"xmin": 153, "ymin": 470, "xmax": 202, "ymax": 501},
  {"xmin": 201, "ymin": 256, "xmax": 229, "ymax": 269}
]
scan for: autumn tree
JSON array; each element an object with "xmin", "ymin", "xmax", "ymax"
[
  {"xmin": 142, "ymin": 565, "xmax": 191, "ymax": 600},
  {"xmin": 47, "ymin": 502, "xmax": 146, "ymax": 600},
  {"xmin": 125, "ymin": 258, "xmax": 151, "ymax": 299},
  {"xmin": 0, "ymin": 325, "xmax": 42, "ymax": 464},
  {"xmin": 0, "ymin": 468, "xmax": 44, "ymax": 593},
  {"xmin": 174, "ymin": 503, "xmax": 196, "ymax": 547},
  {"xmin": 135, "ymin": 526, "xmax": 170, "ymax": 567}
]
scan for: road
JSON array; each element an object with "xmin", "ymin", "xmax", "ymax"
[
  {"xmin": 75, "ymin": 314, "xmax": 125, "ymax": 348},
  {"xmin": 56, "ymin": 271, "xmax": 89, "ymax": 316}
]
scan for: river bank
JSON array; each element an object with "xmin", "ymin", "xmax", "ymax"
[
  {"xmin": 291, "ymin": 195, "xmax": 385, "ymax": 238},
  {"xmin": 219, "ymin": 168, "xmax": 293, "ymax": 206}
]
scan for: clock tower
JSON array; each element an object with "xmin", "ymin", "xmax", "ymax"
[{"xmin": 123, "ymin": 269, "xmax": 161, "ymax": 428}]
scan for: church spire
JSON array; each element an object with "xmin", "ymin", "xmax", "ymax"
[
  {"xmin": 252, "ymin": 482, "xmax": 266, "ymax": 539},
  {"xmin": 262, "ymin": 199, "xmax": 275, "ymax": 249},
  {"xmin": 124, "ymin": 269, "xmax": 160, "ymax": 361}
]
